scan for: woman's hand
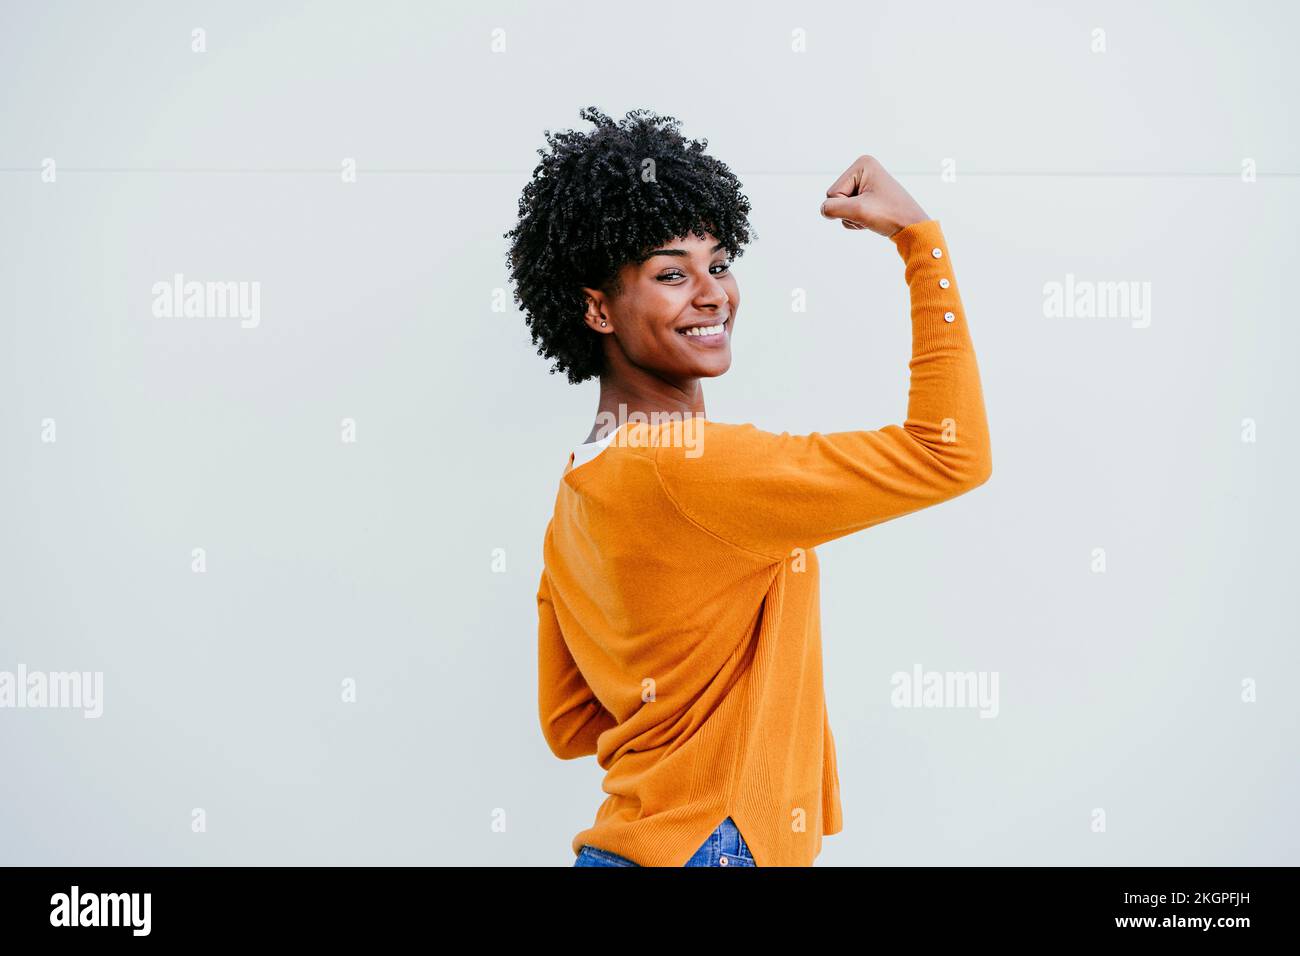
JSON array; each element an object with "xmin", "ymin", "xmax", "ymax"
[{"xmin": 820, "ymin": 155, "xmax": 929, "ymax": 238}]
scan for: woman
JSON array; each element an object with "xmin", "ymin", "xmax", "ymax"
[{"xmin": 506, "ymin": 107, "xmax": 991, "ymax": 867}]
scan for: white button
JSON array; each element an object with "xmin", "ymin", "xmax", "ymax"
[
  {"xmin": 939, "ymin": 278, "xmax": 950, "ymax": 288},
  {"xmin": 944, "ymin": 312, "xmax": 955, "ymax": 322},
  {"xmin": 931, "ymin": 247, "xmax": 943, "ymax": 259},
  {"xmin": 719, "ymin": 857, "xmax": 729, "ymax": 866}
]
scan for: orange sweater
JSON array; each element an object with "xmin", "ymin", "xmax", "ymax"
[{"xmin": 537, "ymin": 219, "xmax": 991, "ymax": 866}]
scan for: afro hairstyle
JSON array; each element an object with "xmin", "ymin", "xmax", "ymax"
[{"xmin": 504, "ymin": 106, "xmax": 757, "ymax": 384}]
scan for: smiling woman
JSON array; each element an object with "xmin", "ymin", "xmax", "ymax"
[
  {"xmin": 654, "ymin": 239, "xmax": 735, "ymax": 346},
  {"xmin": 585, "ymin": 223, "xmax": 740, "ymax": 394},
  {"xmin": 509, "ymin": 107, "xmax": 992, "ymax": 867},
  {"xmin": 503, "ymin": 106, "xmax": 755, "ymax": 404}
]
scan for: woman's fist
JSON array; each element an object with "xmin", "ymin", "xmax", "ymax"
[{"xmin": 820, "ymin": 155, "xmax": 929, "ymax": 238}]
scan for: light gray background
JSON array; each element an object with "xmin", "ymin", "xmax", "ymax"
[{"xmin": 1, "ymin": 0, "xmax": 1295, "ymax": 865}]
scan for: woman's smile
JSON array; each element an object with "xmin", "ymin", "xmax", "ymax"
[{"xmin": 675, "ymin": 315, "xmax": 731, "ymax": 348}]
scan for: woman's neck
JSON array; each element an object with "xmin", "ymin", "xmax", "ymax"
[{"xmin": 584, "ymin": 376, "xmax": 706, "ymax": 444}]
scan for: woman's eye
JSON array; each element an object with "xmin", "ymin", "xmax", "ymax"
[{"xmin": 657, "ymin": 263, "xmax": 731, "ymax": 282}]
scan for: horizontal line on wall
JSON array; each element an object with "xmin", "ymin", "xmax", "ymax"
[{"xmin": 0, "ymin": 167, "xmax": 1297, "ymax": 177}]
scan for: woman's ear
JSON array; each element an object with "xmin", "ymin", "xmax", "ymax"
[{"xmin": 580, "ymin": 289, "xmax": 612, "ymax": 333}]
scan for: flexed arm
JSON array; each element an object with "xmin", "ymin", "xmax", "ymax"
[{"xmin": 653, "ymin": 156, "xmax": 991, "ymax": 562}]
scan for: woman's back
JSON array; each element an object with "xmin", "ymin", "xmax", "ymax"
[{"xmin": 538, "ymin": 220, "xmax": 991, "ymax": 867}]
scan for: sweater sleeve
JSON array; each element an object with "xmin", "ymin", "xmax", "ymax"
[
  {"xmin": 537, "ymin": 566, "xmax": 617, "ymax": 759},
  {"xmin": 652, "ymin": 219, "xmax": 992, "ymax": 563}
]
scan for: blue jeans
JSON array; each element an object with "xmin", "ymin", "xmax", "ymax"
[{"xmin": 573, "ymin": 816, "xmax": 756, "ymax": 867}]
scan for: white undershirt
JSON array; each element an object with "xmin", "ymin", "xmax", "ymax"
[{"xmin": 570, "ymin": 427, "xmax": 621, "ymax": 469}]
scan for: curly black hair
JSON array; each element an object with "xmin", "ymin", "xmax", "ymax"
[{"xmin": 504, "ymin": 107, "xmax": 757, "ymax": 384}]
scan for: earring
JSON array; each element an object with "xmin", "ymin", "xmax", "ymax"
[{"xmin": 600, "ymin": 320, "xmax": 607, "ymax": 327}]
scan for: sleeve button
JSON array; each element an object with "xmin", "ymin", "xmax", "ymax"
[
  {"xmin": 944, "ymin": 312, "xmax": 955, "ymax": 322},
  {"xmin": 939, "ymin": 278, "xmax": 950, "ymax": 288},
  {"xmin": 931, "ymin": 247, "xmax": 943, "ymax": 258}
]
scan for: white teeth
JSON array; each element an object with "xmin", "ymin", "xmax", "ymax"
[{"xmin": 681, "ymin": 323, "xmax": 725, "ymax": 337}]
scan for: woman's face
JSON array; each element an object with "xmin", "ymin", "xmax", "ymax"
[{"xmin": 583, "ymin": 229, "xmax": 738, "ymax": 381}]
